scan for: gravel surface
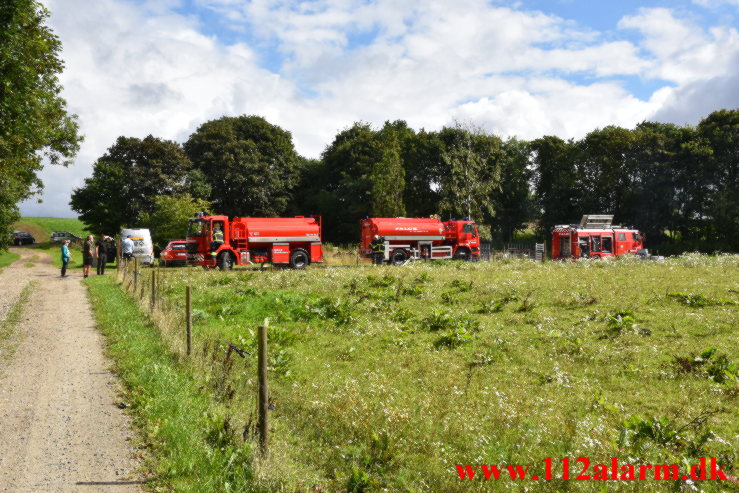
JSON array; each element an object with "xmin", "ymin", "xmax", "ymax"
[{"xmin": 0, "ymin": 247, "xmax": 142, "ymax": 492}]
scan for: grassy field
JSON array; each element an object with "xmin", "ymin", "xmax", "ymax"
[
  {"xmin": 90, "ymin": 254, "xmax": 738, "ymax": 491},
  {"xmin": 12, "ymin": 216, "xmax": 90, "ymax": 243}
]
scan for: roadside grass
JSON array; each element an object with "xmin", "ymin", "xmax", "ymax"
[
  {"xmin": 0, "ymin": 250, "xmax": 20, "ymax": 270},
  {"xmin": 85, "ymin": 275, "xmax": 280, "ymax": 492},
  {"xmin": 138, "ymin": 253, "xmax": 739, "ymax": 491},
  {"xmin": 0, "ymin": 281, "xmax": 37, "ymax": 364}
]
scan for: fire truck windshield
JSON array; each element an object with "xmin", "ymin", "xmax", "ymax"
[
  {"xmin": 463, "ymin": 223, "xmax": 477, "ymax": 237},
  {"xmin": 188, "ymin": 219, "xmax": 206, "ymax": 237}
]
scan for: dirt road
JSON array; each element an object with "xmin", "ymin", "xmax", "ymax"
[{"xmin": 0, "ymin": 247, "xmax": 141, "ymax": 492}]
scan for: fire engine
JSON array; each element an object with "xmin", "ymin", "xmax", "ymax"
[
  {"xmin": 359, "ymin": 217, "xmax": 480, "ymax": 265},
  {"xmin": 186, "ymin": 213, "xmax": 323, "ymax": 269},
  {"xmin": 551, "ymin": 215, "xmax": 644, "ymax": 260}
]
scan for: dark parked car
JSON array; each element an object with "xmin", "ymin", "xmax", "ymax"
[
  {"xmin": 11, "ymin": 231, "xmax": 35, "ymax": 245},
  {"xmin": 51, "ymin": 231, "xmax": 82, "ymax": 243}
]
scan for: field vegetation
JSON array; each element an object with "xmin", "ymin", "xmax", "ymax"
[{"xmin": 90, "ymin": 254, "xmax": 738, "ymax": 491}]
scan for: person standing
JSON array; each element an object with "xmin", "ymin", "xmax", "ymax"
[
  {"xmin": 371, "ymin": 235, "xmax": 385, "ymax": 265},
  {"xmin": 61, "ymin": 240, "xmax": 71, "ymax": 277},
  {"xmin": 96, "ymin": 235, "xmax": 109, "ymax": 275},
  {"xmin": 122, "ymin": 234, "xmax": 134, "ymax": 264},
  {"xmin": 83, "ymin": 235, "xmax": 94, "ymax": 278},
  {"xmin": 210, "ymin": 223, "xmax": 224, "ymax": 258}
]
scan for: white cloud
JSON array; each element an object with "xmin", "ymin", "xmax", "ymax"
[{"xmin": 20, "ymin": 0, "xmax": 739, "ymax": 217}]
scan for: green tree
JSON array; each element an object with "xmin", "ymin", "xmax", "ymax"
[
  {"xmin": 371, "ymin": 125, "xmax": 406, "ymax": 217},
  {"xmin": 490, "ymin": 138, "xmax": 534, "ymax": 242},
  {"xmin": 402, "ymin": 129, "xmax": 444, "ymax": 218},
  {"xmin": 317, "ymin": 122, "xmax": 381, "ymax": 243},
  {"xmin": 438, "ymin": 124, "xmax": 503, "ymax": 228},
  {"xmin": 575, "ymin": 126, "xmax": 635, "ymax": 219},
  {"xmin": 0, "ymin": 0, "xmax": 82, "ymax": 249},
  {"xmin": 531, "ymin": 136, "xmax": 580, "ymax": 234},
  {"xmin": 140, "ymin": 194, "xmax": 212, "ymax": 249},
  {"xmin": 697, "ymin": 109, "xmax": 738, "ymax": 251},
  {"xmin": 184, "ymin": 115, "xmax": 302, "ymax": 218},
  {"xmin": 70, "ymin": 136, "xmax": 193, "ymax": 235}
]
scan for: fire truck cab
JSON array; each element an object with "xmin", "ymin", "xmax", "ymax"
[
  {"xmin": 551, "ymin": 215, "xmax": 644, "ymax": 260},
  {"xmin": 186, "ymin": 213, "xmax": 323, "ymax": 269}
]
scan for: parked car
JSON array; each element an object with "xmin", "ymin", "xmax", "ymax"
[
  {"xmin": 159, "ymin": 239, "xmax": 188, "ymax": 267},
  {"xmin": 51, "ymin": 231, "xmax": 82, "ymax": 243},
  {"xmin": 11, "ymin": 231, "xmax": 35, "ymax": 245}
]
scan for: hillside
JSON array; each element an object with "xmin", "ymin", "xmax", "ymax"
[{"xmin": 12, "ymin": 217, "xmax": 89, "ymax": 242}]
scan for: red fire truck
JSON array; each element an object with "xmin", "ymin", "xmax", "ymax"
[
  {"xmin": 551, "ymin": 215, "xmax": 644, "ymax": 260},
  {"xmin": 359, "ymin": 217, "xmax": 480, "ymax": 264},
  {"xmin": 186, "ymin": 213, "xmax": 323, "ymax": 269}
]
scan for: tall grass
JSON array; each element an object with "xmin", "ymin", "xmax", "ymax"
[{"xmin": 99, "ymin": 254, "xmax": 739, "ymax": 491}]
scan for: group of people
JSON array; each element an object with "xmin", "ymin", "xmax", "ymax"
[{"xmin": 61, "ymin": 234, "xmax": 125, "ymax": 278}]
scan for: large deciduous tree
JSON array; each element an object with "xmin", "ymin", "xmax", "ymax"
[
  {"xmin": 490, "ymin": 138, "xmax": 534, "ymax": 243},
  {"xmin": 184, "ymin": 115, "xmax": 302, "ymax": 218},
  {"xmin": 531, "ymin": 136, "xmax": 579, "ymax": 234},
  {"xmin": 698, "ymin": 109, "xmax": 739, "ymax": 251},
  {"xmin": 70, "ymin": 136, "xmax": 192, "ymax": 234},
  {"xmin": 0, "ymin": 0, "xmax": 82, "ymax": 249},
  {"xmin": 317, "ymin": 122, "xmax": 381, "ymax": 243},
  {"xmin": 438, "ymin": 124, "xmax": 503, "ymax": 228}
]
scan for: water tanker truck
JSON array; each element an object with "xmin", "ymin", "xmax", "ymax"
[
  {"xmin": 359, "ymin": 217, "xmax": 480, "ymax": 265},
  {"xmin": 186, "ymin": 213, "xmax": 323, "ymax": 269}
]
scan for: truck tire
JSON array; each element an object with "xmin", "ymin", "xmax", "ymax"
[
  {"xmin": 290, "ymin": 249, "xmax": 309, "ymax": 269},
  {"xmin": 453, "ymin": 248, "xmax": 471, "ymax": 261},
  {"xmin": 218, "ymin": 252, "xmax": 234, "ymax": 270},
  {"xmin": 390, "ymin": 248, "xmax": 408, "ymax": 266}
]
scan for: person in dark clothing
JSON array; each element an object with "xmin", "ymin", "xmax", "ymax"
[
  {"xmin": 83, "ymin": 235, "xmax": 94, "ymax": 278},
  {"xmin": 370, "ymin": 235, "xmax": 385, "ymax": 265},
  {"xmin": 96, "ymin": 236, "xmax": 110, "ymax": 275}
]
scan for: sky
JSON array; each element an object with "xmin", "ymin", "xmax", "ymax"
[{"xmin": 21, "ymin": 0, "xmax": 739, "ymax": 217}]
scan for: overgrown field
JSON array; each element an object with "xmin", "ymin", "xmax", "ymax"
[{"xmin": 115, "ymin": 255, "xmax": 738, "ymax": 491}]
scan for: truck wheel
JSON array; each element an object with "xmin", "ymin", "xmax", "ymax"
[
  {"xmin": 453, "ymin": 248, "xmax": 471, "ymax": 261},
  {"xmin": 290, "ymin": 249, "xmax": 309, "ymax": 269},
  {"xmin": 218, "ymin": 252, "xmax": 234, "ymax": 270},
  {"xmin": 390, "ymin": 249, "xmax": 408, "ymax": 266}
]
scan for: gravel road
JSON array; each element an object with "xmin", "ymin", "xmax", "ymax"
[{"xmin": 0, "ymin": 247, "xmax": 141, "ymax": 492}]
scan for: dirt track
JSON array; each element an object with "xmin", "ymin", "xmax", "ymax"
[{"xmin": 0, "ymin": 247, "xmax": 141, "ymax": 492}]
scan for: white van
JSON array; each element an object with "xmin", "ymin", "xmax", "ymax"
[{"xmin": 121, "ymin": 228, "xmax": 155, "ymax": 265}]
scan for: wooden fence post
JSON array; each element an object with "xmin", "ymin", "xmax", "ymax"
[
  {"xmin": 133, "ymin": 257, "xmax": 139, "ymax": 292},
  {"xmin": 186, "ymin": 286, "xmax": 192, "ymax": 356},
  {"xmin": 116, "ymin": 237, "xmax": 121, "ymax": 277},
  {"xmin": 150, "ymin": 270, "xmax": 156, "ymax": 310},
  {"xmin": 258, "ymin": 318, "xmax": 269, "ymax": 457}
]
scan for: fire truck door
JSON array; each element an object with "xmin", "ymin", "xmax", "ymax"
[
  {"xmin": 616, "ymin": 232, "xmax": 626, "ymax": 253},
  {"xmin": 559, "ymin": 235, "xmax": 571, "ymax": 257},
  {"xmin": 591, "ymin": 236, "xmax": 601, "ymax": 253},
  {"xmin": 602, "ymin": 236, "xmax": 612, "ymax": 254}
]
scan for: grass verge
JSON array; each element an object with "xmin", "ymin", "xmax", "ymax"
[
  {"xmin": 85, "ymin": 275, "xmax": 265, "ymax": 492},
  {"xmin": 0, "ymin": 281, "xmax": 37, "ymax": 363},
  {"xmin": 0, "ymin": 250, "xmax": 20, "ymax": 270}
]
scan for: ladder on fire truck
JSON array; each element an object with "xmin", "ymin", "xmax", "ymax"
[{"xmin": 579, "ymin": 215, "xmax": 614, "ymax": 229}]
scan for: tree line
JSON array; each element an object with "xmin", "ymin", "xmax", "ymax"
[
  {"xmin": 0, "ymin": 0, "xmax": 82, "ymax": 250},
  {"xmin": 71, "ymin": 110, "xmax": 738, "ymax": 253}
]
